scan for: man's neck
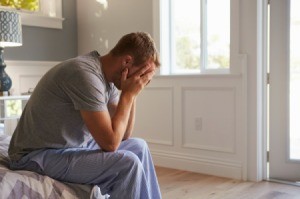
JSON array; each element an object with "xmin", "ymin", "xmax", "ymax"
[{"xmin": 99, "ymin": 53, "xmax": 114, "ymax": 82}]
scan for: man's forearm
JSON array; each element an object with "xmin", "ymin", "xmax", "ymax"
[
  {"xmin": 111, "ymin": 92, "xmax": 135, "ymax": 147},
  {"xmin": 123, "ymin": 98, "xmax": 136, "ymax": 140}
]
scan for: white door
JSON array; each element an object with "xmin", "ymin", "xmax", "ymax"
[{"xmin": 269, "ymin": 0, "xmax": 300, "ymax": 181}]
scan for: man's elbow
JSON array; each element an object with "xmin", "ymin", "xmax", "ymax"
[
  {"xmin": 122, "ymin": 134, "xmax": 130, "ymax": 141},
  {"xmin": 95, "ymin": 131, "xmax": 123, "ymax": 152},
  {"xmin": 101, "ymin": 142, "xmax": 120, "ymax": 152}
]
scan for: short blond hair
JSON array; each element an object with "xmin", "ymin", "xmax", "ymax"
[{"xmin": 110, "ymin": 32, "xmax": 160, "ymax": 68}]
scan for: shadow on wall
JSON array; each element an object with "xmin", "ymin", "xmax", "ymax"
[{"xmin": 77, "ymin": 0, "xmax": 153, "ymax": 55}]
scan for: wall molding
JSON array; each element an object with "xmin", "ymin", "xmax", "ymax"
[
  {"xmin": 134, "ymin": 84, "xmax": 174, "ymax": 147},
  {"xmin": 146, "ymin": 139, "xmax": 173, "ymax": 146},
  {"xmin": 151, "ymin": 149, "xmax": 243, "ymax": 179},
  {"xmin": 240, "ymin": 54, "xmax": 248, "ymax": 181},
  {"xmin": 5, "ymin": 60, "xmax": 57, "ymax": 95},
  {"xmin": 181, "ymin": 86, "xmax": 237, "ymax": 154},
  {"xmin": 6, "ymin": 60, "xmax": 60, "ymax": 68},
  {"xmin": 139, "ymin": 74, "xmax": 247, "ymax": 180},
  {"xmin": 144, "ymin": 86, "xmax": 175, "ymax": 146}
]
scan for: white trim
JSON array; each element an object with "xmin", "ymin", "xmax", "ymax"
[
  {"xmin": 146, "ymin": 139, "xmax": 173, "ymax": 146},
  {"xmin": 240, "ymin": 54, "xmax": 248, "ymax": 181},
  {"xmin": 261, "ymin": 0, "xmax": 269, "ymax": 180},
  {"xmin": 230, "ymin": 0, "xmax": 241, "ymax": 74},
  {"xmin": 200, "ymin": 0, "xmax": 207, "ymax": 72},
  {"xmin": 21, "ymin": 12, "xmax": 64, "ymax": 29},
  {"xmin": 152, "ymin": 149, "xmax": 243, "ymax": 179},
  {"xmin": 5, "ymin": 60, "xmax": 59, "ymax": 68},
  {"xmin": 154, "ymin": 73, "xmax": 242, "ymax": 79},
  {"xmin": 268, "ymin": 178, "xmax": 300, "ymax": 186},
  {"xmin": 0, "ymin": 95, "xmax": 30, "ymax": 100},
  {"xmin": 257, "ymin": 0, "xmax": 269, "ymax": 182}
]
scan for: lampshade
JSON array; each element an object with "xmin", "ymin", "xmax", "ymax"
[
  {"xmin": 0, "ymin": 10, "xmax": 22, "ymax": 95},
  {"xmin": 0, "ymin": 10, "xmax": 22, "ymax": 47}
]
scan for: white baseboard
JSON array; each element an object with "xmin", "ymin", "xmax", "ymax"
[{"xmin": 152, "ymin": 150, "xmax": 243, "ymax": 180}]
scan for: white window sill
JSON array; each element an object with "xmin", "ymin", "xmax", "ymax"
[{"xmin": 20, "ymin": 12, "xmax": 64, "ymax": 29}]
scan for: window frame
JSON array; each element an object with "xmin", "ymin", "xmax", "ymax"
[
  {"xmin": 0, "ymin": 0, "xmax": 64, "ymax": 29},
  {"xmin": 153, "ymin": 0, "xmax": 240, "ymax": 75}
]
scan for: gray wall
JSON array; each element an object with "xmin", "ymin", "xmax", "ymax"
[
  {"xmin": 77, "ymin": 0, "xmax": 153, "ymax": 55},
  {"xmin": 4, "ymin": 0, "xmax": 77, "ymax": 61}
]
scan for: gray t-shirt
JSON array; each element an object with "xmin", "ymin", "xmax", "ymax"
[{"xmin": 8, "ymin": 51, "xmax": 119, "ymax": 161}]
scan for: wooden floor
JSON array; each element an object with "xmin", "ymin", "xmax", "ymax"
[{"xmin": 155, "ymin": 166, "xmax": 300, "ymax": 199}]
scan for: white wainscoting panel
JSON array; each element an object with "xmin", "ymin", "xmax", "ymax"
[
  {"xmin": 19, "ymin": 75, "xmax": 44, "ymax": 94},
  {"xmin": 134, "ymin": 87, "xmax": 174, "ymax": 146},
  {"xmin": 5, "ymin": 60, "xmax": 58, "ymax": 95},
  {"xmin": 2, "ymin": 61, "xmax": 57, "ymax": 135},
  {"xmin": 134, "ymin": 71, "xmax": 247, "ymax": 180},
  {"xmin": 182, "ymin": 87, "xmax": 236, "ymax": 153}
]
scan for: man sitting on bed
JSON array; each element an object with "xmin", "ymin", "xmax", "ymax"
[{"xmin": 8, "ymin": 32, "xmax": 162, "ymax": 199}]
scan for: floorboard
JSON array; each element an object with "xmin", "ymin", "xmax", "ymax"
[{"xmin": 155, "ymin": 166, "xmax": 300, "ymax": 199}]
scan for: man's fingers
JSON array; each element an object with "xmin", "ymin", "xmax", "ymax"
[
  {"xmin": 135, "ymin": 64, "xmax": 153, "ymax": 77},
  {"xmin": 141, "ymin": 70, "xmax": 155, "ymax": 85},
  {"xmin": 122, "ymin": 68, "xmax": 128, "ymax": 81}
]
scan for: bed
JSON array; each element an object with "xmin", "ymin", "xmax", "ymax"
[{"xmin": 0, "ymin": 133, "xmax": 109, "ymax": 199}]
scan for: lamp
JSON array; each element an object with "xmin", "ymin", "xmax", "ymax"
[{"xmin": 0, "ymin": 10, "xmax": 22, "ymax": 96}]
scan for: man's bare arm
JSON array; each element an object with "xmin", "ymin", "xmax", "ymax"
[
  {"xmin": 81, "ymin": 65, "xmax": 154, "ymax": 152},
  {"xmin": 108, "ymin": 98, "xmax": 135, "ymax": 141},
  {"xmin": 123, "ymin": 98, "xmax": 136, "ymax": 140}
]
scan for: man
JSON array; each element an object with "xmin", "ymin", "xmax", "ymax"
[{"xmin": 8, "ymin": 32, "xmax": 162, "ymax": 199}]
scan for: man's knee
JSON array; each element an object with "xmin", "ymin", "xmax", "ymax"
[
  {"xmin": 119, "ymin": 138, "xmax": 151, "ymax": 162},
  {"xmin": 123, "ymin": 151, "xmax": 140, "ymax": 163},
  {"xmin": 128, "ymin": 138, "xmax": 148, "ymax": 150},
  {"xmin": 120, "ymin": 151, "xmax": 143, "ymax": 172}
]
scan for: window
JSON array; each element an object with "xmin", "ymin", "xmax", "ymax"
[
  {"xmin": 6, "ymin": 99, "xmax": 23, "ymax": 118},
  {"xmin": 156, "ymin": 0, "xmax": 233, "ymax": 75},
  {"xmin": 0, "ymin": 0, "xmax": 39, "ymax": 11},
  {"xmin": 0, "ymin": 0, "xmax": 63, "ymax": 29}
]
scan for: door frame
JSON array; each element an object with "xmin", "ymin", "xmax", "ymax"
[
  {"xmin": 258, "ymin": 0, "xmax": 269, "ymax": 181},
  {"xmin": 261, "ymin": 0, "xmax": 300, "ymax": 182},
  {"xmin": 248, "ymin": 0, "xmax": 299, "ymax": 182}
]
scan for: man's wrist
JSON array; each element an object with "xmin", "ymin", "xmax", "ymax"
[{"xmin": 120, "ymin": 91, "xmax": 136, "ymax": 103}]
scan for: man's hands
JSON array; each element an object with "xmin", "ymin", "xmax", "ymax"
[
  {"xmin": 120, "ymin": 62, "xmax": 156, "ymax": 98},
  {"xmin": 80, "ymin": 61, "xmax": 156, "ymax": 152}
]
